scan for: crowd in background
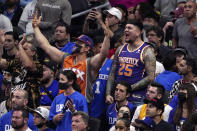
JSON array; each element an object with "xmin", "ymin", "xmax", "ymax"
[{"xmin": 0, "ymin": 0, "xmax": 197, "ymax": 131}]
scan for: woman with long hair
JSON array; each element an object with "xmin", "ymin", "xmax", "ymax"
[
  {"xmin": 48, "ymin": 70, "xmax": 88, "ymax": 131},
  {"xmin": 168, "ymin": 83, "xmax": 196, "ymax": 131}
]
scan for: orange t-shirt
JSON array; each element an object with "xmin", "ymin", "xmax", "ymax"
[{"xmin": 62, "ymin": 55, "xmax": 87, "ymax": 96}]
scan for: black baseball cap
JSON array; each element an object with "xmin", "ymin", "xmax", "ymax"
[{"xmin": 42, "ymin": 58, "xmax": 57, "ymax": 73}]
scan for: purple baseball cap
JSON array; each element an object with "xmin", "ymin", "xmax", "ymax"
[{"xmin": 76, "ymin": 35, "xmax": 94, "ymax": 48}]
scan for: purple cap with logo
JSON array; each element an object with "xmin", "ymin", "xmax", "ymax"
[{"xmin": 76, "ymin": 35, "xmax": 94, "ymax": 48}]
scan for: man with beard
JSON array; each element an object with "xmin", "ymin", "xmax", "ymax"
[
  {"xmin": 169, "ymin": 57, "xmax": 197, "ymax": 101},
  {"xmin": 52, "ymin": 22, "xmax": 75, "ymax": 54},
  {"xmin": 106, "ymin": 19, "xmax": 156, "ymax": 106},
  {"xmin": 33, "ymin": 12, "xmax": 111, "ymax": 103},
  {"xmin": 9, "ymin": 109, "xmax": 31, "ymax": 131},
  {"xmin": 106, "ymin": 81, "xmax": 134, "ymax": 129},
  {"xmin": 33, "ymin": 106, "xmax": 54, "ymax": 131},
  {"xmin": 49, "ymin": 70, "xmax": 88, "ymax": 131},
  {"xmin": 40, "ymin": 58, "xmax": 59, "ymax": 107},
  {"xmin": 2, "ymin": 0, "xmax": 23, "ymax": 27},
  {"xmin": 0, "ymin": 89, "xmax": 37, "ymax": 131}
]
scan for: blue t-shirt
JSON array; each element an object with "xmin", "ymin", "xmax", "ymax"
[
  {"xmin": 155, "ymin": 71, "xmax": 182, "ymax": 91},
  {"xmin": 49, "ymin": 91, "xmax": 88, "ymax": 131},
  {"xmin": 169, "ymin": 95, "xmax": 197, "ymax": 109},
  {"xmin": 106, "ymin": 102, "xmax": 134, "ymax": 128},
  {"xmin": 0, "ymin": 110, "xmax": 37, "ymax": 131},
  {"xmin": 90, "ymin": 59, "xmax": 113, "ymax": 118},
  {"xmin": 55, "ymin": 42, "xmax": 75, "ymax": 54},
  {"xmin": 40, "ymin": 80, "xmax": 59, "ymax": 106},
  {"xmin": 43, "ymin": 128, "xmax": 55, "ymax": 131}
]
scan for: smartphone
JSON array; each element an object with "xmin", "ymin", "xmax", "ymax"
[
  {"xmin": 92, "ymin": 8, "xmax": 97, "ymax": 11},
  {"xmin": 67, "ymin": 97, "xmax": 73, "ymax": 104}
]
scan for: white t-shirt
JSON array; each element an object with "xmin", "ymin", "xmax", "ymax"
[
  {"xmin": 110, "ymin": 125, "xmax": 135, "ymax": 131},
  {"xmin": 0, "ymin": 100, "xmax": 8, "ymax": 117},
  {"xmin": 7, "ymin": 127, "xmax": 32, "ymax": 131},
  {"xmin": 156, "ymin": 61, "xmax": 165, "ymax": 75}
]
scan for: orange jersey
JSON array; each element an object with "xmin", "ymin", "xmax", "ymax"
[{"xmin": 62, "ymin": 55, "xmax": 87, "ymax": 96}]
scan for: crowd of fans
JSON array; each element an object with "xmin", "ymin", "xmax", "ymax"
[{"xmin": 0, "ymin": 0, "xmax": 197, "ymax": 131}]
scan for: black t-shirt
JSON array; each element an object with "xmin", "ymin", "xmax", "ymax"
[{"xmin": 153, "ymin": 120, "xmax": 174, "ymax": 131}]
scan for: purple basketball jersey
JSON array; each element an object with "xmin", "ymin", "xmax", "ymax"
[{"xmin": 116, "ymin": 42, "xmax": 149, "ymax": 106}]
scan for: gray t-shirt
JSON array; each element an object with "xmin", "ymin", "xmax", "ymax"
[
  {"xmin": 172, "ymin": 17, "xmax": 197, "ymax": 59},
  {"xmin": 0, "ymin": 14, "xmax": 13, "ymax": 32},
  {"xmin": 154, "ymin": 0, "xmax": 186, "ymax": 17}
]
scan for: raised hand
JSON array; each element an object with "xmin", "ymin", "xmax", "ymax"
[
  {"xmin": 18, "ymin": 34, "xmax": 26, "ymax": 47},
  {"xmin": 104, "ymin": 18, "xmax": 114, "ymax": 38},
  {"xmin": 32, "ymin": 11, "xmax": 42, "ymax": 28},
  {"xmin": 0, "ymin": 30, "xmax": 5, "ymax": 45}
]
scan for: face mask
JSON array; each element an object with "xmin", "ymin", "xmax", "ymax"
[
  {"xmin": 178, "ymin": 92, "xmax": 187, "ymax": 102},
  {"xmin": 71, "ymin": 44, "xmax": 82, "ymax": 55},
  {"xmin": 58, "ymin": 82, "xmax": 70, "ymax": 90}
]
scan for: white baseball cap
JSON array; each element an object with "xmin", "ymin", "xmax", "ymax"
[
  {"xmin": 33, "ymin": 107, "xmax": 49, "ymax": 120},
  {"xmin": 103, "ymin": 7, "xmax": 122, "ymax": 20}
]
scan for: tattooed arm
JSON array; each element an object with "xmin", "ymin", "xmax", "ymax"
[
  {"xmin": 131, "ymin": 46, "xmax": 156, "ymax": 91},
  {"xmin": 105, "ymin": 46, "xmax": 122, "ymax": 104}
]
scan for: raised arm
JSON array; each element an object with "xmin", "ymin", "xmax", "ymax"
[
  {"xmin": 90, "ymin": 31, "xmax": 111, "ymax": 80},
  {"xmin": 83, "ymin": 10, "xmax": 104, "ymax": 35},
  {"xmin": 32, "ymin": 12, "xmax": 65, "ymax": 64},
  {"xmin": 105, "ymin": 46, "xmax": 122, "ymax": 104},
  {"xmin": 17, "ymin": 35, "xmax": 36, "ymax": 71},
  {"xmin": 0, "ymin": 30, "xmax": 8, "ymax": 69},
  {"xmin": 131, "ymin": 46, "xmax": 156, "ymax": 91},
  {"xmin": 83, "ymin": 10, "xmax": 99, "ymax": 34}
]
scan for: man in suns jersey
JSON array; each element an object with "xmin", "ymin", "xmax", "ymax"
[
  {"xmin": 106, "ymin": 19, "xmax": 156, "ymax": 106},
  {"xmin": 33, "ymin": 12, "xmax": 111, "ymax": 103}
]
